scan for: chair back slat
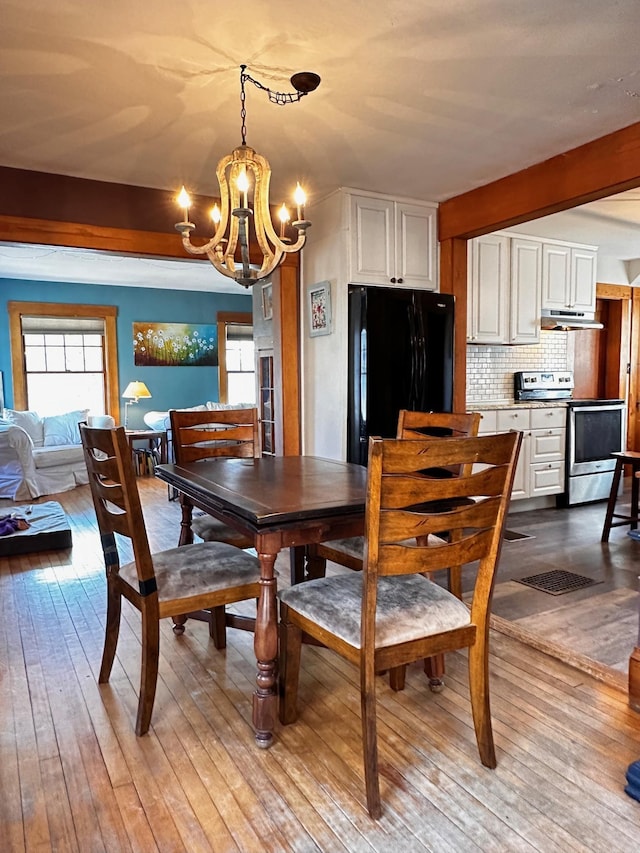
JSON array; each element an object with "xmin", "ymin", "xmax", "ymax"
[
  {"xmin": 170, "ymin": 408, "xmax": 260, "ymax": 465},
  {"xmin": 379, "ymin": 463, "xmax": 514, "ymax": 507},
  {"xmin": 80, "ymin": 423, "xmax": 155, "ymax": 586},
  {"xmin": 397, "ymin": 410, "xmax": 481, "ymax": 478},
  {"xmin": 397, "ymin": 410, "xmax": 481, "ymax": 439},
  {"xmin": 378, "ymin": 494, "xmax": 503, "ymax": 543},
  {"xmin": 377, "ymin": 529, "xmax": 496, "ymax": 576}
]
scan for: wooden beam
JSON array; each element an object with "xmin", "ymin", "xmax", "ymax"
[
  {"xmin": 0, "ymin": 214, "xmax": 194, "ymax": 258},
  {"xmin": 439, "ymin": 121, "xmax": 640, "ymax": 240},
  {"xmin": 273, "ymin": 263, "xmax": 301, "ymax": 455},
  {"xmin": 439, "ymin": 238, "xmax": 468, "ymax": 413}
]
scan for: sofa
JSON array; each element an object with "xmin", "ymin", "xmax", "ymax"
[
  {"xmin": 0, "ymin": 409, "xmax": 115, "ymax": 501},
  {"xmin": 143, "ymin": 401, "xmax": 255, "ymax": 433}
]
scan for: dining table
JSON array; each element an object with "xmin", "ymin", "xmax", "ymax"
[{"xmin": 154, "ymin": 454, "xmax": 368, "ymax": 748}]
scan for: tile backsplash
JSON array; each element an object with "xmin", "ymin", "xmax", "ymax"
[{"xmin": 466, "ymin": 331, "xmax": 569, "ymax": 404}]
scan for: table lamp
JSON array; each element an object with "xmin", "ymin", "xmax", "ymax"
[{"xmin": 122, "ymin": 381, "xmax": 151, "ymax": 428}]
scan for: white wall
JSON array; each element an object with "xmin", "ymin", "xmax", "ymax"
[
  {"xmin": 597, "ymin": 254, "xmax": 631, "ymax": 285},
  {"xmin": 301, "ymin": 191, "xmax": 349, "ymax": 460}
]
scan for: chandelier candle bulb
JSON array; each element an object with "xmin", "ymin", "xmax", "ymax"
[
  {"xmin": 237, "ymin": 168, "xmax": 249, "ymax": 209},
  {"xmin": 294, "ymin": 182, "xmax": 306, "ymax": 222},
  {"xmin": 278, "ymin": 204, "xmax": 291, "ymax": 239},
  {"xmin": 177, "ymin": 186, "xmax": 192, "ymax": 225},
  {"xmin": 211, "ymin": 203, "xmax": 221, "ymax": 226}
]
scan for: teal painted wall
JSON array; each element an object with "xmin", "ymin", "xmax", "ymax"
[{"xmin": 0, "ymin": 278, "xmax": 251, "ymax": 429}]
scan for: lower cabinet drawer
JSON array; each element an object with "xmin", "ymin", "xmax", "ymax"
[
  {"xmin": 531, "ymin": 428, "xmax": 565, "ymax": 462},
  {"xmin": 530, "ymin": 461, "xmax": 565, "ymax": 496}
]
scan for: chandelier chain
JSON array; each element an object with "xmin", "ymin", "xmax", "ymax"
[
  {"xmin": 240, "ymin": 65, "xmax": 247, "ymax": 145},
  {"xmin": 239, "ymin": 65, "xmax": 309, "ymax": 144}
]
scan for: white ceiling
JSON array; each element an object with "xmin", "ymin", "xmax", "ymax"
[{"xmin": 2, "ymin": 0, "xmax": 640, "ymax": 289}]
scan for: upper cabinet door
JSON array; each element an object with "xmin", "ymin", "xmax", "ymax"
[
  {"xmin": 509, "ymin": 238, "xmax": 541, "ymax": 345},
  {"xmin": 571, "ymin": 247, "xmax": 597, "ymax": 312},
  {"xmin": 395, "ymin": 202, "xmax": 437, "ymax": 290},
  {"xmin": 541, "ymin": 243, "xmax": 571, "ymax": 310},
  {"xmin": 348, "ymin": 195, "xmax": 394, "ymax": 285},
  {"xmin": 468, "ymin": 234, "xmax": 510, "ymax": 344}
]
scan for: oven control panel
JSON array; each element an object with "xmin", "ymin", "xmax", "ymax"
[{"xmin": 514, "ymin": 371, "xmax": 574, "ymax": 401}]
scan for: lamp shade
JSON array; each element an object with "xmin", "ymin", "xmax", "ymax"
[{"xmin": 122, "ymin": 381, "xmax": 152, "ymax": 401}]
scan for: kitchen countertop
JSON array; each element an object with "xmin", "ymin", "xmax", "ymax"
[{"xmin": 468, "ymin": 400, "xmax": 570, "ymax": 410}]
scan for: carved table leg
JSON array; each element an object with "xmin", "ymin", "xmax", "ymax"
[
  {"xmin": 305, "ymin": 546, "xmax": 327, "ymax": 581},
  {"xmin": 178, "ymin": 496, "xmax": 194, "ymax": 546},
  {"xmin": 630, "ymin": 646, "xmax": 640, "ymax": 712},
  {"xmin": 253, "ymin": 549, "xmax": 278, "ymax": 748},
  {"xmin": 290, "ymin": 545, "xmax": 305, "ymax": 585}
]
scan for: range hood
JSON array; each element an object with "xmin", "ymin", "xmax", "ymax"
[{"xmin": 540, "ymin": 308, "xmax": 604, "ymax": 331}]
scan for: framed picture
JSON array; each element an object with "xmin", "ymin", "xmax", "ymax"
[
  {"xmin": 132, "ymin": 322, "xmax": 218, "ymax": 366},
  {"xmin": 262, "ymin": 283, "xmax": 273, "ymax": 321},
  {"xmin": 307, "ymin": 281, "xmax": 332, "ymax": 337}
]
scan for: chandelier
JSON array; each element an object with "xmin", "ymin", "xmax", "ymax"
[{"xmin": 175, "ymin": 65, "xmax": 321, "ymax": 288}]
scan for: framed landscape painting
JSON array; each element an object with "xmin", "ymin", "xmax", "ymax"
[{"xmin": 133, "ymin": 322, "xmax": 218, "ymax": 366}]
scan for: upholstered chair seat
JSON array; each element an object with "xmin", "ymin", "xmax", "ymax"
[
  {"xmin": 191, "ymin": 513, "xmax": 254, "ymax": 548},
  {"xmin": 279, "ymin": 573, "xmax": 470, "ymax": 649},
  {"xmin": 119, "ymin": 541, "xmax": 260, "ymax": 602}
]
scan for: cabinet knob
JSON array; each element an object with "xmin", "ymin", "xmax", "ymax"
[
  {"xmin": 390, "ymin": 277, "xmax": 397, "ymax": 283},
  {"xmin": 397, "ymin": 277, "xmax": 403, "ymax": 284}
]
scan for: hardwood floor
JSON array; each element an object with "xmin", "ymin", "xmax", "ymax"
[
  {"xmin": 484, "ymin": 483, "xmax": 640, "ymax": 686},
  {"xmin": 1, "ymin": 479, "xmax": 640, "ymax": 851}
]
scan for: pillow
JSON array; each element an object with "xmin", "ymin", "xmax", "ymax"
[
  {"xmin": 42, "ymin": 409, "xmax": 89, "ymax": 447},
  {"xmin": 88, "ymin": 414, "xmax": 116, "ymax": 429},
  {"xmin": 4, "ymin": 409, "xmax": 44, "ymax": 447},
  {"xmin": 205, "ymin": 401, "xmax": 254, "ymax": 410}
]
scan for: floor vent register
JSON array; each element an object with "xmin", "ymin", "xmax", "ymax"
[{"xmin": 516, "ymin": 569, "xmax": 602, "ymax": 596}]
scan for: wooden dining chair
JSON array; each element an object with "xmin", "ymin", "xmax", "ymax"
[
  {"xmin": 278, "ymin": 430, "xmax": 521, "ymax": 818},
  {"xmin": 314, "ymin": 410, "xmax": 481, "ymax": 585},
  {"xmin": 313, "ymin": 410, "xmax": 481, "ymax": 691},
  {"xmin": 170, "ymin": 407, "xmax": 260, "ymax": 549},
  {"xmin": 80, "ymin": 423, "xmax": 262, "ymax": 736}
]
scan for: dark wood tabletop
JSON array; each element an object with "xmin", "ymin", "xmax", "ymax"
[
  {"xmin": 155, "ymin": 454, "xmax": 367, "ymax": 748},
  {"xmin": 156, "ymin": 455, "xmax": 367, "ymax": 527}
]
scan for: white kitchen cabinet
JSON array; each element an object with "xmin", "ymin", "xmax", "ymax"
[
  {"xmin": 541, "ymin": 241, "xmax": 597, "ymax": 312},
  {"xmin": 467, "ymin": 234, "xmax": 540, "ymax": 345},
  {"xmin": 348, "ymin": 192, "xmax": 437, "ymax": 290},
  {"xmin": 467, "ymin": 234, "xmax": 509, "ymax": 344},
  {"xmin": 479, "ymin": 405, "xmax": 566, "ymax": 500},
  {"xmin": 509, "ymin": 238, "xmax": 541, "ymax": 344}
]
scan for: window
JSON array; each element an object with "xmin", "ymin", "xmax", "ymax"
[
  {"xmin": 218, "ymin": 312, "xmax": 255, "ymax": 404},
  {"xmin": 8, "ymin": 301, "xmax": 119, "ymax": 418},
  {"xmin": 22, "ymin": 317, "xmax": 105, "ymax": 416}
]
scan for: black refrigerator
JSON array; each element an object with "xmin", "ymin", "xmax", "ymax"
[{"xmin": 347, "ymin": 285, "xmax": 455, "ymax": 465}]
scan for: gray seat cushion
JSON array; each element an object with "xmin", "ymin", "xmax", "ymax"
[
  {"xmin": 192, "ymin": 513, "xmax": 253, "ymax": 547},
  {"xmin": 279, "ymin": 573, "xmax": 470, "ymax": 649},
  {"xmin": 321, "ymin": 536, "xmax": 364, "ymax": 559},
  {"xmin": 119, "ymin": 541, "xmax": 260, "ymax": 601}
]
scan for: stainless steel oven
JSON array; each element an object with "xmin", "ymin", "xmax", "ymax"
[
  {"xmin": 564, "ymin": 399, "xmax": 626, "ymax": 505},
  {"xmin": 513, "ymin": 371, "xmax": 627, "ymax": 507}
]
